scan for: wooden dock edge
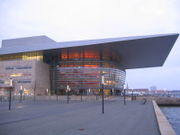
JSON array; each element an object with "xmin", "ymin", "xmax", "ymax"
[{"xmin": 152, "ymin": 100, "xmax": 176, "ymax": 135}]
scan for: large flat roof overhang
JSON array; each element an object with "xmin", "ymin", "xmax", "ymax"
[
  {"xmin": 108, "ymin": 34, "xmax": 179, "ymax": 69},
  {"xmin": 0, "ymin": 33, "xmax": 179, "ymax": 69}
]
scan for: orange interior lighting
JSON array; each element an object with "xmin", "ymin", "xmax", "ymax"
[{"xmin": 84, "ymin": 65, "xmax": 98, "ymax": 68}]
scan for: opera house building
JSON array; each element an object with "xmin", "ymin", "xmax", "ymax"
[{"xmin": 0, "ymin": 33, "xmax": 178, "ymax": 95}]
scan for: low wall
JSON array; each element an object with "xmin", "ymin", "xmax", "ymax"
[{"xmin": 152, "ymin": 101, "xmax": 176, "ymax": 135}]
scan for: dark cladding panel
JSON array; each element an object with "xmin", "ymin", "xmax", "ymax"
[{"xmin": 111, "ymin": 34, "xmax": 179, "ymax": 69}]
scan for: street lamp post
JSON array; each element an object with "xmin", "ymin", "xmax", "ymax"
[
  {"xmin": 131, "ymin": 88, "xmax": 134, "ymax": 101},
  {"xmin": 19, "ymin": 85, "xmax": 23, "ymax": 103},
  {"xmin": 112, "ymin": 88, "xmax": 114, "ymax": 96},
  {"xmin": 33, "ymin": 81, "xmax": 36, "ymax": 102},
  {"xmin": 123, "ymin": 84, "xmax": 126, "ymax": 105},
  {"xmin": 0, "ymin": 95, "xmax": 2, "ymax": 103},
  {"xmin": 67, "ymin": 85, "xmax": 70, "ymax": 104},
  {"xmin": 80, "ymin": 89, "xmax": 83, "ymax": 102},
  {"xmin": 23, "ymin": 88, "xmax": 26, "ymax": 101},
  {"xmin": 46, "ymin": 88, "xmax": 49, "ymax": 96},
  {"xmin": 101, "ymin": 75, "xmax": 105, "ymax": 114},
  {"xmin": 88, "ymin": 88, "xmax": 91, "ymax": 96},
  {"xmin": 9, "ymin": 78, "xmax": 13, "ymax": 110}
]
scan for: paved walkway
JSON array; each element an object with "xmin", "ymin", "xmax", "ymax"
[{"xmin": 0, "ymin": 100, "xmax": 160, "ymax": 135}]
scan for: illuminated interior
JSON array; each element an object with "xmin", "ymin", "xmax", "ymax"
[
  {"xmin": 56, "ymin": 67, "xmax": 125, "ymax": 90},
  {"xmin": 22, "ymin": 51, "xmax": 43, "ymax": 60},
  {"xmin": 0, "ymin": 51, "xmax": 43, "ymax": 61},
  {"xmin": 52, "ymin": 46, "xmax": 125, "ymax": 93}
]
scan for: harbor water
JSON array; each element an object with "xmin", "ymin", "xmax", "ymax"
[{"xmin": 160, "ymin": 106, "xmax": 180, "ymax": 135}]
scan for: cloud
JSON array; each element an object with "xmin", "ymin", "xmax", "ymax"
[
  {"xmin": 0, "ymin": 0, "xmax": 179, "ymax": 89},
  {"xmin": 0, "ymin": 0, "xmax": 179, "ymax": 40}
]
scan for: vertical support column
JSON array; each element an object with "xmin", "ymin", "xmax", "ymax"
[{"xmin": 131, "ymin": 88, "xmax": 134, "ymax": 101}]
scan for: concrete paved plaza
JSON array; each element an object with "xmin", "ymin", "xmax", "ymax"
[{"xmin": 0, "ymin": 99, "xmax": 160, "ymax": 135}]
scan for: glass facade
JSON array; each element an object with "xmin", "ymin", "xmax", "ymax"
[
  {"xmin": 56, "ymin": 67, "xmax": 125, "ymax": 90},
  {"xmin": 0, "ymin": 51, "xmax": 43, "ymax": 61},
  {"xmin": 60, "ymin": 46, "xmax": 120, "ymax": 61},
  {"xmin": 50, "ymin": 46, "xmax": 126, "ymax": 94}
]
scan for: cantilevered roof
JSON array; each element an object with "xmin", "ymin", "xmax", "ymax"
[{"xmin": 0, "ymin": 33, "xmax": 179, "ymax": 69}]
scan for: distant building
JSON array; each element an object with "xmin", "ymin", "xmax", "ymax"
[
  {"xmin": 149, "ymin": 89, "xmax": 168, "ymax": 96},
  {"xmin": 125, "ymin": 88, "xmax": 149, "ymax": 96},
  {"xmin": 150, "ymin": 86, "xmax": 157, "ymax": 90},
  {"xmin": 168, "ymin": 90, "xmax": 180, "ymax": 98},
  {"xmin": 0, "ymin": 34, "xmax": 179, "ymax": 95},
  {"xmin": 133, "ymin": 89, "xmax": 149, "ymax": 95}
]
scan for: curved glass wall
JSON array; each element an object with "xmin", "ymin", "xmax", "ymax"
[
  {"xmin": 51, "ymin": 46, "xmax": 126, "ymax": 94},
  {"xmin": 56, "ymin": 66, "xmax": 125, "ymax": 90}
]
